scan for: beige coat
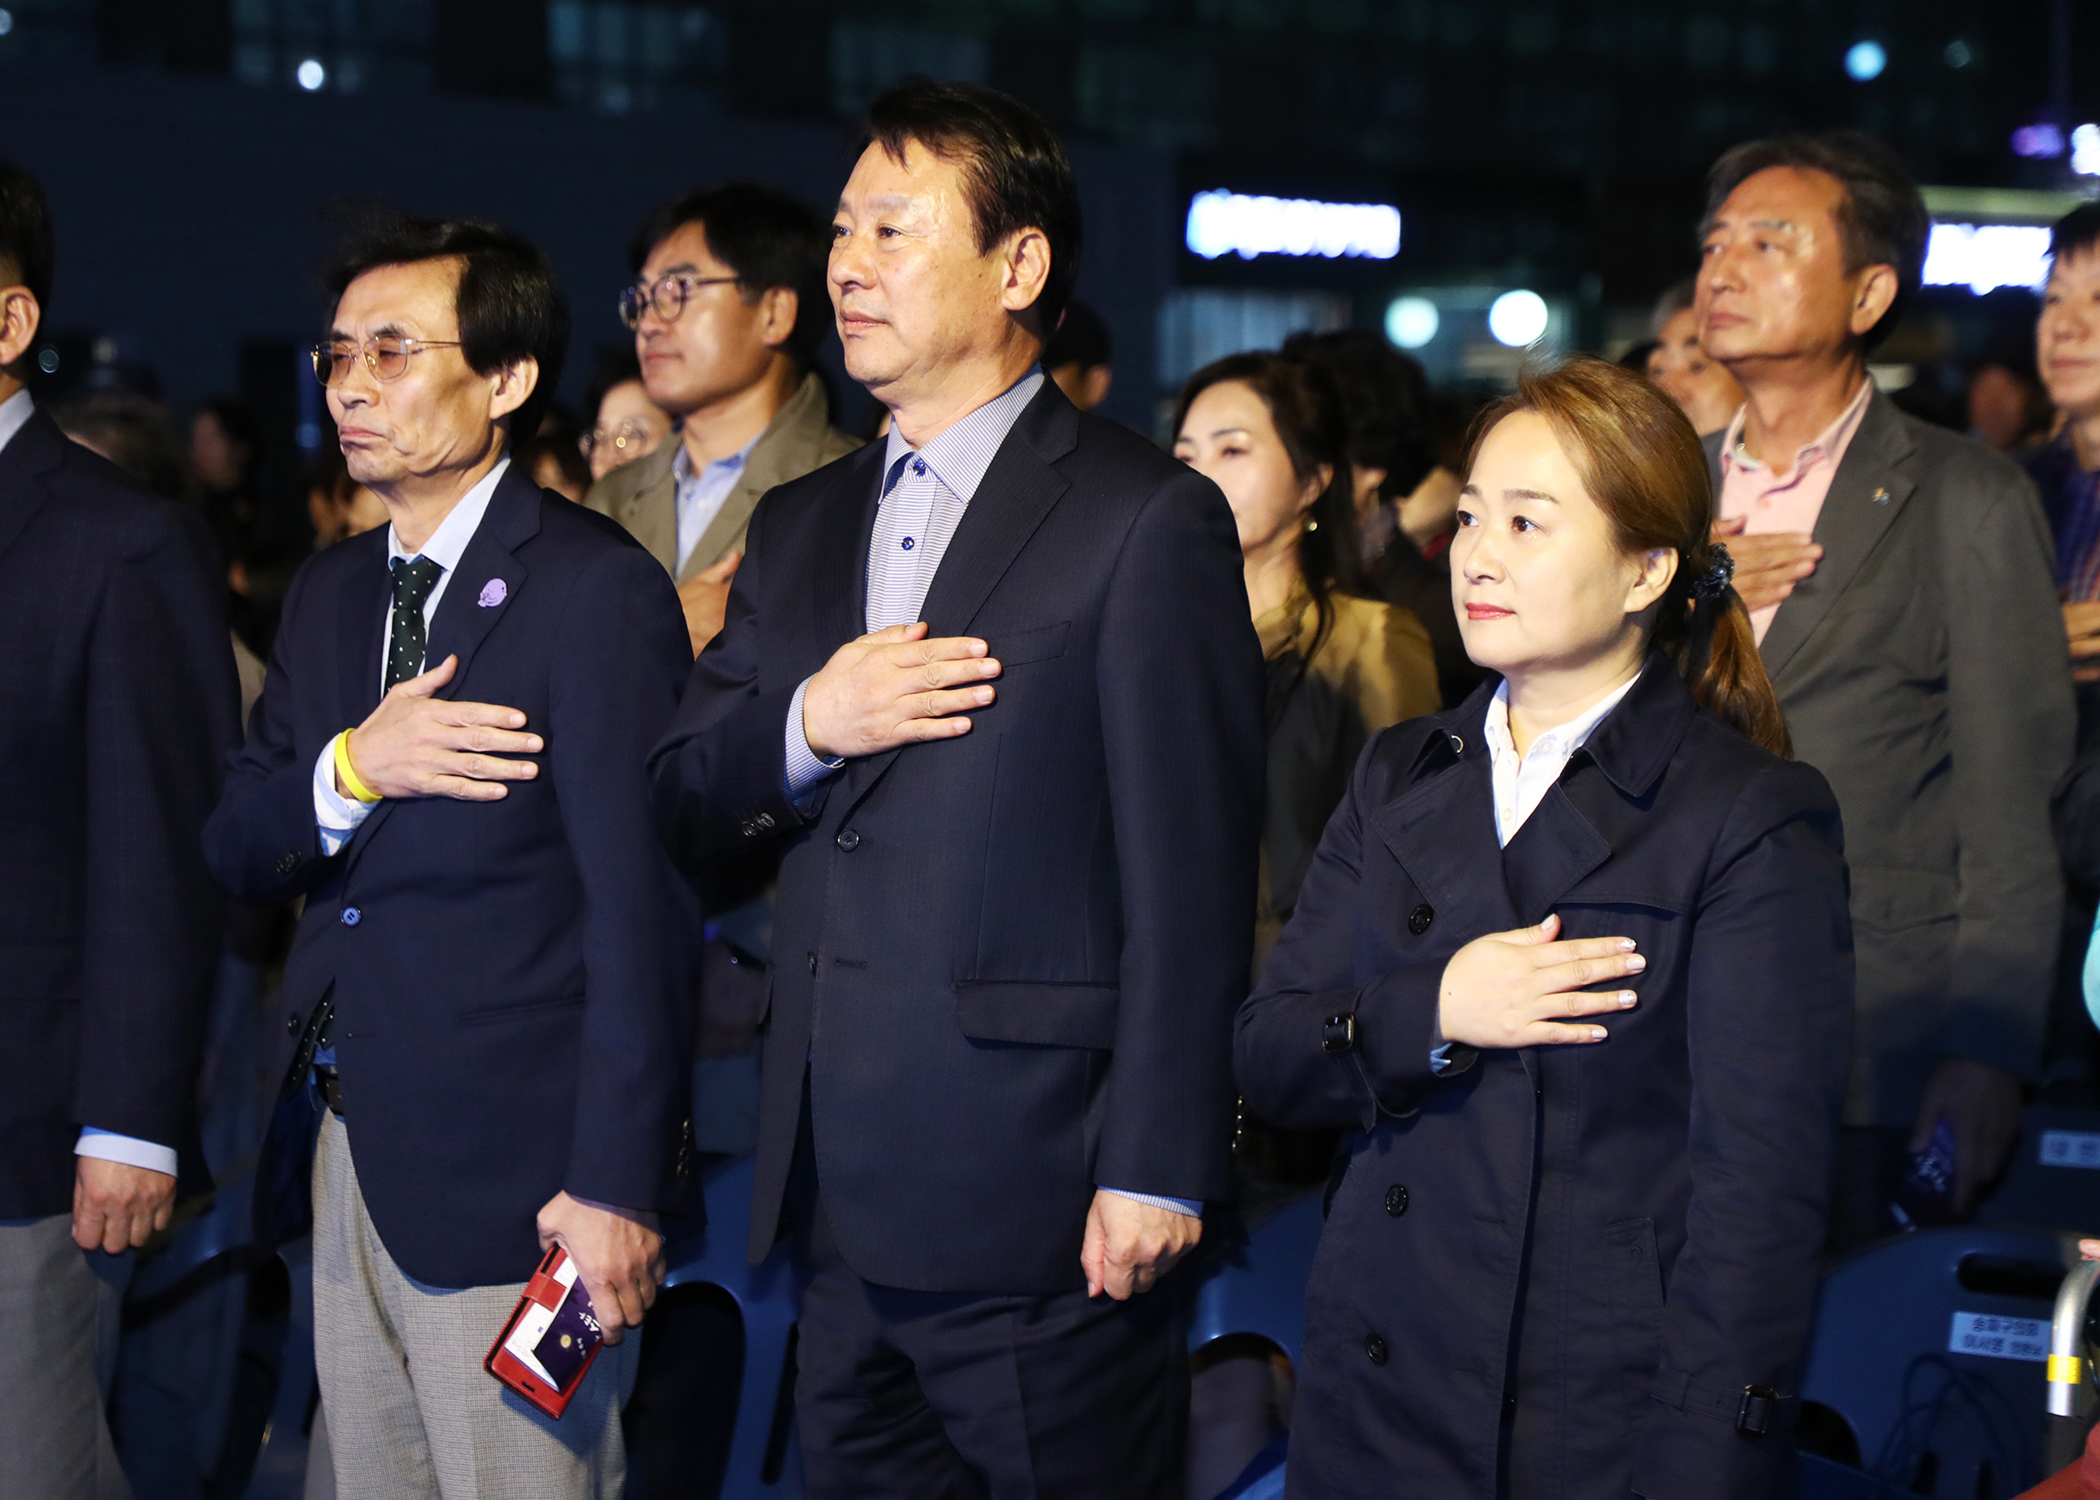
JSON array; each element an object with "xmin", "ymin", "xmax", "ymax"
[{"xmin": 584, "ymin": 371, "xmax": 860, "ymax": 584}]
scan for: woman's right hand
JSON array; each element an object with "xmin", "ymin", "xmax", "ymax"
[{"xmin": 1436, "ymin": 912, "xmax": 1643, "ymax": 1049}]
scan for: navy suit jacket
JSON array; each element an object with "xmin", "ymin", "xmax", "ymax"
[
  {"xmin": 204, "ymin": 466, "xmax": 699, "ymax": 1290},
  {"xmin": 0, "ymin": 408, "xmax": 239, "ymax": 1218},
  {"xmin": 1236, "ymin": 664, "xmax": 1854, "ymax": 1500},
  {"xmin": 650, "ymin": 382, "xmax": 1266, "ymax": 1296}
]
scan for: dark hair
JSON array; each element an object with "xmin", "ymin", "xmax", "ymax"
[
  {"xmin": 628, "ymin": 182, "xmax": 831, "ymax": 371},
  {"xmin": 1620, "ymin": 339, "xmax": 1662, "ymax": 373},
  {"xmin": 54, "ymin": 391, "xmax": 190, "ymax": 502},
  {"xmin": 582, "ymin": 345, "xmax": 644, "ymax": 428},
  {"xmin": 1045, "ymin": 300, "xmax": 1111, "ymax": 371},
  {"xmin": 1468, "ymin": 356, "xmax": 1790, "ymax": 757},
  {"xmin": 195, "ymin": 397, "xmax": 260, "ymax": 453},
  {"xmin": 1280, "ymin": 328, "xmax": 1438, "ymax": 501},
  {"xmin": 1175, "ymin": 351, "xmax": 1365, "ymax": 659},
  {"xmin": 1702, "ymin": 131, "xmax": 1928, "ymax": 351},
  {"xmin": 2051, "ymin": 203, "xmax": 2100, "ymax": 266},
  {"xmin": 324, "ymin": 211, "xmax": 570, "ymax": 444},
  {"xmin": 0, "ymin": 156, "xmax": 54, "ymax": 312},
  {"xmin": 864, "ymin": 80, "xmax": 1082, "ymax": 336}
]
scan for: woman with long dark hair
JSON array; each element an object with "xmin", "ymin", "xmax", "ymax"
[
  {"xmin": 1174, "ymin": 352, "xmax": 1440, "ymax": 968},
  {"xmin": 1236, "ymin": 357, "xmax": 1852, "ymax": 1498}
]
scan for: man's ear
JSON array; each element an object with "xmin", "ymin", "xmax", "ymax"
[
  {"xmin": 1849, "ymin": 264, "xmax": 1900, "ymax": 340},
  {"xmin": 997, "ymin": 228, "xmax": 1053, "ymax": 318},
  {"xmin": 0, "ymin": 285, "xmax": 43, "ymax": 370},
  {"xmin": 756, "ymin": 285, "xmax": 799, "ymax": 352},
  {"xmin": 488, "ymin": 355, "xmax": 541, "ymax": 423}
]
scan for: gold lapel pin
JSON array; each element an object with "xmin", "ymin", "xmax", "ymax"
[{"xmin": 1872, "ymin": 486, "xmax": 1891, "ymax": 505}]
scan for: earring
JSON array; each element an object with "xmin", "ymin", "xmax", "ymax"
[{"xmin": 1306, "ymin": 517, "xmax": 1318, "ymax": 531}]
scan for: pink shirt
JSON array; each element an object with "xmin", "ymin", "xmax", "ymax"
[{"xmin": 1716, "ymin": 378, "xmax": 1874, "ymax": 643}]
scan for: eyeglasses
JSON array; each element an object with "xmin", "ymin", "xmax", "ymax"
[
  {"xmin": 580, "ymin": 418, "xmax": 659, "ymax": 458},
  {"xmin": 619, "ymin": 272, "xmax": 742, "ymax": 329},
  {"xmin": 309, "ymin": 336, "xmax": 464, "ymax": 387}
]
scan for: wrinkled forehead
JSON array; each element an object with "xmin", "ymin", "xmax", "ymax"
[
  {"xmin": 1705, "ymin": 165, "xmax": 1845, "ymax": 239},
  {"xmin": 331, "ymin": 256, "xmax": 463, "ymax": 338},
  {"xmin": 840, "ymin": 137, "xmax": 971, "ymax": 222}
]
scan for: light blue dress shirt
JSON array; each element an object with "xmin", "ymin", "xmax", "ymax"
[
  {"xmin": 778, "ymin": 371, "xmax": 1200, "ymax": 1219},
  {"xmin": 673, "ymin": 435, "xmax": 757, "ymax": 576}
]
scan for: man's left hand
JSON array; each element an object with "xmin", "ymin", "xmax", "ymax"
[
  {"xmin": 1081, "ymin": 1190, "xmax": 1201, "ymax": 1301},
  {"xmin": 73, "ymin": 1157, "xmax": 175, "ymax": 1253},
  {"xmin": 1912, "ymin": 1057, "xmax": 2024, "ymax": 1214},
  {"xmin": 536, "ymin": 1191, "xmax": 665, "ymax": 1345}
]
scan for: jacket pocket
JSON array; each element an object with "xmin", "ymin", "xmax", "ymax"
[
  {"xmin": 990, "ymin": 621, "xmax": 1070, "ymax": 667},
  {"xmin": 456, "ymin": 992, "xmax": 587, "ymax": 1028},
  {"xmin": 955, "ymin": 980, "xmax": 1117, "ymax": 1049}
]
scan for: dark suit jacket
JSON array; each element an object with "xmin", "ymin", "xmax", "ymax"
[
  {"xmin": 650, "ymin": 381, "xmax": 1266, "ymax": 1295},
  {"xmin": 0, "ymin": 407, "xmax": 239, "ymax": 1218},
  {"xmin": 1237, "ymin": 664, "xmax": 1853, "ymax": 1500},
  {"xmin": 203, "ymin": 466, "xmax": 699, "ymax": 1290},
  {"xmin": 1706, "ymin": 393, "xmax": 2073, "ymax": 1124}
]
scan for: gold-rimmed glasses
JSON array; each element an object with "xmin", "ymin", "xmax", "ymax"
[{"xmin": 309, "ymin": 336, "xmax": 465, "ymax": 387}]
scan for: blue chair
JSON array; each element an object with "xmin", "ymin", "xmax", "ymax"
[
  {"xmin": 1795, "ymin": 1227, "xmax": 2072, "ymax": 1498},
  {"xmin": 659, "ymin": 1154, "xmax": 806, "ymax": 1500},
  {"xmin": 1977, "ymin": 1105, "xmax": 2100, "ymax": 1235}
]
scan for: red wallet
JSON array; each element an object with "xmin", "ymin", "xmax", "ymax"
[{"xmin": 484, "ymin": 1246, "xmax": 605, "ymax": 1419}]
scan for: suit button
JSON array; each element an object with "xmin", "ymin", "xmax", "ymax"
[
  {"xmin": 1385, "ymin": 1184, "xmax": 1409, "ymax": 1217},
  {"xmin": 341, "ymin": 907, "xmax": 361, "ymax": 926},
  {"xmin": 1365, "ymin": 1334, "xmax": 1389, "ymax": 1366},
  {"xmin": 755, "ymin": 813, "xmax": 775, "ymax": 831},
  {"xmin": 277, "ymin": 851, "xmax": 299, "ymax": 875},
  {"xmin": 286, "ymin": 1011, "xmax": 302, "ymax": 1037},
  {"xmin": 1408, "ymin": 904, "xmax": 1434, "ymax": 935},
  {"xmin": 836, "ymin": 829, "xmax": 861, "ymax": 852},
  {"xmin": 807, "ymin": 952, "xmax": 817, "ymax": 976}
]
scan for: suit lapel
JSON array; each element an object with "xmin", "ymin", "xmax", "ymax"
[
  {"xmin": 621, "ymin": 446, "xmax": 679, "ymax": 578},
  {"xmin": 343, "ymin": 472, "xmax": 539, "ymax": 868},
  {"xmin": 841, "ymin": 386, "xmax": 1077, "ymax": 809},
  {"xmin": 0, "ymin": 411, "xmax": 68, "ymax": 568},
  {"xmin": 680, "ymin": 474, "xmax": 762, "ymax": 584},
  {"xmin": 1753, "ymin": 392, "xmax": 1918, "ymax": 684},
  {"xmin": 335, "ymin": 531, "xmax": 392, "ymax": 727}
]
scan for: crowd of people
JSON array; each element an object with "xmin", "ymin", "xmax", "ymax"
[{"xmin": 5, "ymin": 73, "xmax": 2100, "ymax": 1500}]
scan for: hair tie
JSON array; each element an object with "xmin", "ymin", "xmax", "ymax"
[{"xmin": 1692, "ymin": 544, "xmax": 1735, "ymax": 602}]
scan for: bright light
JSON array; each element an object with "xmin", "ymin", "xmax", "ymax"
[
  {"xmin": 2073, "ymin": 124, "xmax": 2100, "ymax": 178},
  {"xmin": 1184, "ymin": 191, "xmax": 1401, "ymax": 262},
  {"xmin": 1385, "ymin": 297, "xmax": 1439, "ymax": 350},
  {"xmin": 1944, "ymin": 39, "xmax": 1972, "ymax": 68},
  {"xmin": 1487, "ymin": 290, "xmax": 1549, "ymax": 348},
  {"xmin": 1845, "ymin": 41, "xmax": 1886, "ymax": 81},
  {"xmin": 0, "ymin": 11, "xmax": 15, "ymax": 37},
  {"xmin": 1922, "ymin": 222, "xmax": 2052, "ymax": 295},
  {"xmin": 2013, "ymin": 123, "xmax": 2066, "ymax": 160},
  {"xmin": 296, "ymin": 58, "xmax": 326, "ymax": 91}
]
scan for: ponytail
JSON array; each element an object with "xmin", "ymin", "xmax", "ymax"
[{"xmin": 1470, "ymin": 357, "xmax": 1794, "ymax": 760}]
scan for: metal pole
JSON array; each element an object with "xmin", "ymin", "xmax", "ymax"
[{"xmin": 2047, "ymin": 1256, "xmax": 2100, "ymax": 1472}]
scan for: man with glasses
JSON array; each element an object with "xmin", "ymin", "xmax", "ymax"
[
  {"xmin": 204, "ymin": 213, "xmax": 698, "ymax": 1500},
  {"xmin": 586, "ymin": 182, "xmax": 858, "ymax": 658}
]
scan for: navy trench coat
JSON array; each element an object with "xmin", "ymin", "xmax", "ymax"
[{"xmin": 1236, "ymin": 661, "xmax": 1853, "ymax": 1500}]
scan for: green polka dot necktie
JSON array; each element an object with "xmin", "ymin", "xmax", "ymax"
[{"xmin": 386, "ymin": 556, "xmax": 445, "ymax": 691}]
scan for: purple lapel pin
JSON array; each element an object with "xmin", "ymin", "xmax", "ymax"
[{"xmin": 477, "ymin": 578, "xmax": 507, "ymax": 608}]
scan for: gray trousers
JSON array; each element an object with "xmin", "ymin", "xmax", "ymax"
[
  {"xmin": 311, "ymin": 1111, "xmax": 638, "ymax": 1500},
  {"xmin": 0, "ymin": 1212, "xmax": 133, "ymax": 1500}
]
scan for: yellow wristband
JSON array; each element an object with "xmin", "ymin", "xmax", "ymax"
[{"xmin": 333, "ymin": 731, "xmax": 383, "ymax": 805}]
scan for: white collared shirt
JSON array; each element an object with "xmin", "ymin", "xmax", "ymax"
[
  {"xmin": 0, "ymin": 387, "xmax": 33, "ymax": 456},
  {"xmin": 310, "ymin": 458, "xmax": 510, "ymax": 852},
  {"xmin": 1481, "ymin": 672, "xmax": 1641, "ymax": 846}
]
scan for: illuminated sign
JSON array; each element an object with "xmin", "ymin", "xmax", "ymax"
[
  {"xmin": 1922, "ymin": 222, "xmax": 2053, "ymax": 295},
  {"xmin": 1184, "ymin": 191, "xmax": 1401, "ymax": 262}
]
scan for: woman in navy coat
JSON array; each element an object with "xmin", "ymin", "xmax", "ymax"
[{"xmin": 1236, "ymin": 358, "xmax": 1853, "ymax": 1499}]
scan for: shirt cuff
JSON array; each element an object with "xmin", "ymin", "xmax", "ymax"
[
  {"xmin": 76, "ymin": 1128, "xmax": 178, "ymax": 1177},
  {"xmin": 783, "ymin": 677, "xmax": 846, "ymax": 805},
  {"xmin": 313, "ymin": 734, "xmax": 376, "ymax": 857},
  {"xmin": 1101, "ymin": 1188, "xmax": 1203, "ymax": 1218}
]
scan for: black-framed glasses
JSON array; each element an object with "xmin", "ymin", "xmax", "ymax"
[
  {"xmin": 619, "ymin": 272, "xmax": 742, "ymax": 329},
  {"xmin": 309, "ymin": 336, "xmax": 465, "ymax": 387}
]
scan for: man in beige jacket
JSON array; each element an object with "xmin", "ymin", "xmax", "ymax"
[{"xmin": 589, "ymin": 183, "xmax": 858, "ymax": 655}]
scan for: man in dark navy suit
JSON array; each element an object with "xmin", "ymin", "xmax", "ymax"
[
  {"xmin": 651, "ymin": 83, "xmax": 1265, "ymax": 1497},
  {"xmin": 0, "ymin": 157, "xmax": 240, "ymax": 1500},
  {"xmin": 204, "ymin": 215, "xmax": 696, "ymax": 1499}
]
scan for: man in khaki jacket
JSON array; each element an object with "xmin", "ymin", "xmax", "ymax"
[{"xmin": 589, "ymin": 183, "xmax": 857, "ymax": 655}]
